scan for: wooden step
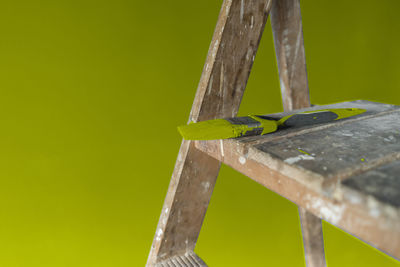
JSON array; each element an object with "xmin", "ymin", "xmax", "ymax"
[
  {"xmin": 155, "ymin": 251, "xmax": 207, "ymax": 267},
  {"xmin": 194, "ymin": 100, "xmax": 400, "ymax": 260}
]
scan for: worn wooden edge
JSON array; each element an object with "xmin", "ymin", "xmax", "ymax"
[
  {"xmin": 147, "ymin": 141, "xmax": 221, "ymax": 266},
  {"xmin": 189, "ymin": 0, "xmax": 233, "ymax": 122},
  {"xmin": 194, "ymin": 138, "xmax": 400, "ymax": 259},
  {"xmin": 147, "ymin": 0, "xmax": 274, "ymax": 265},
  {"xmin": 189, "ymin": 0, "xmax": 273, "ymax": 122}
]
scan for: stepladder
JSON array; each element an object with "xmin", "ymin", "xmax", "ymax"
[
  {"xmin": 147, "ymin": 0, "xmax": 400, "ymax": 266},
  {"xmin": 147, "ymin": 0, "xmax": 322, "ymax": 265}
]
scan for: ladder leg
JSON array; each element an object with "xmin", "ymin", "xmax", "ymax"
[
  {"xmin": 299, "ymin": 207, "xmax": 327, "ymax": 267},
  {"xmin": 148, "ymin": 141, "xmax": 219, "ymax": 267},
  {"xmin": 271, "ymin": 1, "xmax": 326, "ymax": 266},
  {"xmin": 147, "ymin": 0, "xmax": 274, "ymax": 266},
  {"xmin": 270, "ymin": 0, "xmax": 310, "ymax": 111}
]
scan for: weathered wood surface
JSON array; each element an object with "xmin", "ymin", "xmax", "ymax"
[
  {"xmin": 147, "ymin": 0, "xmax": 273, "ymax": 265},
  {"xmin": 190, "ymin": 0, "xmax": 273, "ymax": 122},
  {"xmin": 271, "ymin": 0, "xmax": 310, "ymax": 111},
  {"xmin": 270, "ymin": 1, "xmax": 325, "ymax": 264},
  {"xmin": 195, "ymin": 100, "xmax": 400, "ymax": 259},
  {"xmin": 344, "ymin": 159, "xmax": 400, "ymax": 208},
  {"xmin": 237, "ymin": 100, "xmax": 399, "ymax": 146},
  {"xmin": 257, "ymin": 109, "xmax": 400, "ymax": 180}
]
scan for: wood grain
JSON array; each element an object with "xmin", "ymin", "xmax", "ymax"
[
  {"xmin": 194, "ymin": 101, "xmax": 400, "ymax": 259},
  {"xmin": 147, "ymin": 0, "xmax": 273, "ymax": 265},
  {"xmin": 299, "ymin": 208, "xmax": 327, "ymax": 267},
  {"xmin": 270, "ymin": 1, "xmax": 324, "ymax": 265},
  {"xmin": 271, "ymin": 0, "xmax": 310, "ymax": 111}
]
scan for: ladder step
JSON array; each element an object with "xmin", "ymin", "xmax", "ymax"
[{"xmin": 155, "ymin": 251, "xmax": 207, "ymax": 267}]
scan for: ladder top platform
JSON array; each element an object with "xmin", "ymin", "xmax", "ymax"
[{"xmin": 195, "ymin": 100, "xmax": 400, "ymax": 258}]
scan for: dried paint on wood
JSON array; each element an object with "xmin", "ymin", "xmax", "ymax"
[
  {"xmin": 147, "ymin": 0, "xmax": 274, "ymax": 265},
  {"xmin": 255, "ymin": 109, "xmax": 400, "ymax": 179},
  {"xmin": 194, "ymin": 100, "xmax": 400, "ymax": 259}
]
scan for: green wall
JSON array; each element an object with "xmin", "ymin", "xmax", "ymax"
[{"xmin": 0, "ymin": 0, "xmax": 399, "ymax": 266}]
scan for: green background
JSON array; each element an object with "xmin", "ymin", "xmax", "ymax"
[{"xmin": 0, "ymin": 0, "xmax": 399, "ymax": 266}]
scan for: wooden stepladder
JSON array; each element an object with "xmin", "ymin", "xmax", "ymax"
[{"xmin": 148, "ymin": 0, "xmax": 324, "ymax": 266}]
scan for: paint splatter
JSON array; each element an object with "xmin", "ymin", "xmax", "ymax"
[
  {"xmin": 297, "ymin": 148, "xmax": 310, "ymax": 155},
  {"xmin": 284, "ymin": 154, "xmax": 315, "ymax": 164}
]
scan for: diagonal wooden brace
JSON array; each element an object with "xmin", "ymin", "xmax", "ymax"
[{"xmin": 147, "ymin": 0, "xmax": 274, "ymax": 265}]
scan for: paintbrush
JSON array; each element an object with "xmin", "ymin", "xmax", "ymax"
[{"xmin": 178, "ymin": 108, "xmax": 366, "ymax": 140}]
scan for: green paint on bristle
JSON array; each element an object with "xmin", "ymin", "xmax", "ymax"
[
  {"xmin": 332, "ymin": 108, "xmax": 366, "ymax": 120},
  {"xmin": 178, "ymin": 116, "xmax": 278, "ymax": 140},
  {"xmin": 178, "ymin": 119, "xmax": 235, "ymax": 140}
]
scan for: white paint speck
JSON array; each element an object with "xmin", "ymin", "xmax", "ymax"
[
  {"xmin": 370, "ymin": 208, "xmax": 380, "ymax": 217},
  {"xmin": 284, "ymin": 154, "xmax": 315, "ymax": 164},
  {"xmin": 156, "ymin": 228, "xmax": 163, "ymax": 241},
  {"xmin": 201, "ymin": 181, "xmax": 210, "ymax": 192},
  {"xmin": 207, "ymin": 74, "xmax": 214, "ymax": 95},
  {"xmin": 283, "ymin": 29, "xmax": 289, "ymax": 36},
  {"xmin": 246, "ymin": 47, "xmax": 253, "ymax": 61},
  {"xmin": 284, "ymin": 43, "xmax": 291, "ymax": 54},
  {"xmin": 239, "ymin": 156, "xmax": 246, "ymax": 165},
  {"xmin": 212, "ymin": 39, "xmax": 219, "ymax": 58},
  {"xmin": 250, "ymin": 15, "xmax": 254, "ymax": 29},
  {"xmin": 177, "ymin": 210, "xmax": 182, "ymax": 223},
  {"xmin": 219, "ymin": 63, "xmax": 224, "ymax": 97},
  {"xmin": 165, "ymin": 208, "xmax": 169, "ymax": 214},
  {"xmin": 306, "ymin": 195, "xmax": 344, "ymax": 224},
  {"xmin": 367, "ymin": 196, "xmax": 381, "ymax": 218},
  {"xmin": 280, "ymin": 80, "xmax": 292, "ymax": 109},
  {"xmin": 346, "ymin": 193, "xmax": 362, "ymax": 204},
  {"xmin": 220, "ymin": 140, "xmax": 224, "ymax": 157},
  {"xmin": 319, "ymin": 205, "xmax": 344, "ymax": 224},
  {"xmin": 342, "ymin": 132, "xmax": 354, "ymax": 137},
  {"xmin": 290, "ymin": 30, "xmax": 302, "ymax": 76},
  {"xmin": 383, "ymin": 135, "xmax": 395, "ymax": 142}
]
